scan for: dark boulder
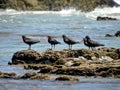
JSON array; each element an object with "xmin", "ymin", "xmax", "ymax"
[
  {"xmin": 115, "ymin": 31, "xmax": 120, "ymax": 37},
  {"xmin": 55, "ymin": 75, "xmax": 79, "ymax": 81},
  {"xmin": 11, "ymin": 50, "xmax": 42, "ymax": 64},
  {"xmin": 97, "ymin": 16, "xmax": 117, "ymax": 21},
  {"xmin": 105, "ymin": 34, "xmax": 114, "ymax": 37}
]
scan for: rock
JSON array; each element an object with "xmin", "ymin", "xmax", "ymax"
[
  {"xmin": 55, "ymin": 75, "xmax": 79, "ymax": 81},
  {"xmin": 0, "ymin": 72, "xmax": 17, "ymax": 79},
  {"xmin": 105, "ymin": 34, "xmax": 114, "ymax": 37},
  {"xmin": 11, "ymin": 50, "xmax": 42, "ymax": 64},
  {"xmin": 0, "ymin": 0, "xmax": 119, "ymax": 11},
  {"xmin": 97, "ymin": 67, "xmax": 120, "ymax": 77},
  {"xmin": 99, "ymin": 56, "xmax": 113, "ymax": 62},
  {"xmin": 97, "ymin": 16, "xmax": 117, "ymax": 21},
  {"xmin": 38, "ymin": 65, "xmax": 54, "ymax": 74},
  {"xmin": 105, "ymin": 30, "xmax": 120, "ymax": 37},
  {"xmin": 65, "ymin": 61, "xmax": 74, "ymax": 66},
  {"xmin": 54, "ymin": 67, "xmax": 95, "ymax": 76},
  {"xmin": 39, "ymin": 50, "xmax": 63, "ymax": 64},
  {"xmin": 20, "ymin": 72, "xmax": 51, "ymax": 80},
  {"xmin": 115, "ymin": 31, "xmax": 120, "ymax": 37},
  {"xmin": 10, "ymin": 47, "xmax": 120, "ymax": 65}
]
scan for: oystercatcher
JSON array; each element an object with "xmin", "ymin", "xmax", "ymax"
[
  {"xmin": 83, "ymin": 36, "xmax": 104, "ymax": 50},
  {"xmin": 22, "ymin": 35, "xmax": 40, "ymax": 50},
  {"xmin": 62, "ymin": 35, "xmax": 79, "ymax": 50},
  {"xmin": 47, "ymin": 36, "xmax": 61, "ymax": 50}
]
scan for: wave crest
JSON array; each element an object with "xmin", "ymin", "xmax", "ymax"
[{"xmin": 0, "ymin": 7, "xmax": 120, "ymax": 19}]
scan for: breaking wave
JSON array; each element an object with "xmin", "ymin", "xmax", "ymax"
[{"xmin": 0, "ymin": 6, "xmax": 120, "ymax": 19}]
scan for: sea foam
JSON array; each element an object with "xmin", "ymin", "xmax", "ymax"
[{"xmin": 0, "ymin": 7, "xmax": 120, "ymax": 19}]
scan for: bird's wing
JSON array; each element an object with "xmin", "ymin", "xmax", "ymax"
[
  {"xmin": 90, "ymin": 40, "xmax": 104, "ymax": 46},
  {"xmin": 51, "ymin": 38, "xmax": 60, "ymax": 43},
  {"xmin": 26, "ymin": 38, "xmax": 40, "ymax": 43}
]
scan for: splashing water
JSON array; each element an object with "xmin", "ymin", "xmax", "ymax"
[
  {"xmin": 114, "ymin": 0, "xmax": 120, "ymax": 4},
  {"xmin": 86, "ymin": 7, "xmax": 120, "ymax": 19},
  {"xmin": 0, "ymin": 6, "xmax": 120, "ymax": 20}
]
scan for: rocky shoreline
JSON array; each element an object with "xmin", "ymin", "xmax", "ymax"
[
  {"xmin": 4, "ymin": 47, "xmax": 120, "ymax": 80},
  {"xmin": 105, "ymin": 30, "xmax": 120, "ymax": 37},
  {"xmin": 0, "ymin": 0, "xmax": 119, "ymax": 12}
]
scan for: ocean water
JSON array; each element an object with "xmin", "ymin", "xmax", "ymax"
[{"xmin": 0, "ymin": 7, "xmax": 120, "ymax": 90}]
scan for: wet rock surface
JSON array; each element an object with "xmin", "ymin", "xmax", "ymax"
[
  {"xmin": 11, "ymin": 47, "xmax": 120, "ymax": 65},
  {"xmin": 105, "ymin": 30, "xmax": 120, "ymax": 37},
  {"xmin": 115, "ymin": 31, "xmax": 120, "ymax": 37},
  {"xmin": 0, "ymin": 71, "xmax": 79, "ymax": 81},
  {"xmin": 8, "ymin": 47, "xmax": 120, "ymax": 78},
  {"xmin": 97, "ymin": 16, "xmax": 117, "ymax": 21},
  {"xmin": 11, "ymin": 50, "xmax": 42, "ymax": 64},
  {"xmin": 55, "ymin": 75, "xmax": 79, "ymax": 81}
]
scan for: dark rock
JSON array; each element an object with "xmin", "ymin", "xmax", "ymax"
[
  {"xmin": 38, "ymin": 65, "xmax": 54, "ymax": 74},
  {"xmin": 11, "ymin": 50, "xmax": 42, "ymax": 64},
  {"xmin": 0, "ymin": 72, "xmax": 17, "ymax": 79},
  {"xmin": 115, "ymin": 31, "xmax": 120, "ymax": 37},
  {"xmin": 105, "ymin": 34, "xmax": 114, "ymax": 37},
  {"xmin": 55, "ymin": 75, "xmax": 79, "ymax": 81},
  {"xmin": 20, "ymin": 72, "xmax": 50, "ymax": 80},
  {"xmin": 10, "ymin": 47, "xmax": 120, "ymax": 65},
  {"xmin": 54, "ymin": 67, "xmax": 95, "ymax": 76},
  {"xmin": 97, "ymin": 16, "xmax": 117, "ymax": 21}
]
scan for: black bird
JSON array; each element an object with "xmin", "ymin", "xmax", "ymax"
[
  {"xmin": 83, "ymin": 36, "xmax": 104, "ymax": 50},
  {"xmin": 22, "ymin": 35, "xmax": 40, "ymax": 50},
  {"xmin": 47, "ymin": 36, "xmax": 61, "ymax": 50},
  {"xmin": 62, "ymin": 35, "xmax": 79, "ymax": 50}
]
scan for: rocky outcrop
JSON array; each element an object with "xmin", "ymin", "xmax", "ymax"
[
  {"xmin": 23, "ymin": 59, "xmax": 120, "ymax": 78},
  {"xmin": 55, "ymin": 75, "xmax": 79, "ymax": 81},
  {"xmin": 115, "ymin": 31, "xmax": 120, "ymax": 37},
  {"xmin": 11, "ymin": 50, "xmax": 42, "ymax": 64},
  {"xmin": 10, "ymin": 47, "xmax": 120, "ymax": 65},
  {"xmin": 0, "ymin": 0, "xmax": 119, "ymax": 11},
  {"xmin": 105, "ymin": 30, "xmax": 120, "ymax": 37},
  {"xmin": 0, "ymin": 71, "xmax": 79, "ymax": 81},
  {"xmin": 8, "ymin": 47, "xmax": 120, "ymax": 78},
  {"xmin": 0, "ymin": 72, "xmax": 17, "ymax": 79},
  {"xmin": 97, "ymin": 16, "xmax": 117, "ymax": 21}
]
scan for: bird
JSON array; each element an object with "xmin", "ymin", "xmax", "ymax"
[
  {"xmin": 62, "ymin": 35, "xmax": 79, "ymax": 50},
  {"xmin": 47, "ymin": 36, "xmax": 61, "ymax": 50},
  {"xmin": 22, "ymin": 35, "xmax": 40, "ymax": 50},
  {"xmin": 83, "ymin": 36, "xmax": 104, "ymax": 50}
]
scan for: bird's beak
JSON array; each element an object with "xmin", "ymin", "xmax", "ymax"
[{"xmin": 79, "ymin": 38, "xmax": 84, "ymax": 43}]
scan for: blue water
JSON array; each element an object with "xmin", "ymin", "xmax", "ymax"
[
  {"xmin": 0, "ymin": 8, "xmax": 120, "ymax": 90},
  {"xmin": 0, "ymin": 77, "xmax": 120, "ymax": 90}
]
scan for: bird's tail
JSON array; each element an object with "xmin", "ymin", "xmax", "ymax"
[
  {"xmin": 58, "ymin": 42, "xmax": 61, "ymax": 44},
  {"xmin": 100, "ymin": 44, "xmax": 104, "ymax": 46}
]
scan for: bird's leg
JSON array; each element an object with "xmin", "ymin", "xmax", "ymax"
[
  {"xmin": 28, "ymin": 45, "xmax": 31, "ymax": 50},
  {"xmin": 71, "ymin": 45, "xmax": 72, "ymax": 50},
  {"xmin": 68, "ymin": 45, "xmax": 70, "ymax": 50},
  {"xmin": 54, "ymin": 44, "xmax": 55, "ymax": 49},
  {"xmin": 92, "ymin": 47, "xmax": 96, "ymax": 51},
  {"xmin": 89, "ymin": 47, "xmax": 90, "ymax": 50},
  {"xmin": 51, "ymin": 45, "xmax": 53, "ymax": 50}
]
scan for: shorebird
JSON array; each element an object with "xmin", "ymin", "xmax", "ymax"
[
  {"xmin": 82, "ymin": 36, "xmax": 104, "ymax": 50},
  {"xmin": 22, "ymin": 35, "xmax": 40, "ymax": 50},
  {"xmin": 47, "ymin": 36, "xmax": 61, "ymax": 50},
  {"xmin": 62, "ymin": 35, "xmax": 79, "ymax": 50}
]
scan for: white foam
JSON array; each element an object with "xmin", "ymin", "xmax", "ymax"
[
  {"xmin": 0, "ymin": 8, "xmax": 81, "ymax": 16},
  {"xmin": 0, "ymin": 7, "xmax": 120, "ymax": 19},
  {"xmin": 85, "ymin": 7, "xmax": 120, "ymax": 19},
  {"xmin": 114, "ymin": 0, "xmax": 120, "ymax": 4}
]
